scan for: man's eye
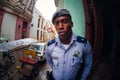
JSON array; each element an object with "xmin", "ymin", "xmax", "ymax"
[
  {"xmin": 61, "ymin": 20, "xmax": 69, "ymax": 24},
  {"xmin": 54, "ymin": 21, "xmax": 59, "ymax": 25},
  {"xmin": 53, "ymin": 19, "xmax": 70, "ymax": 25}
]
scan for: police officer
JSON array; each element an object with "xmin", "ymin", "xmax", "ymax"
[{"xmin": 45, "ymin": 9, "xmax": 93, "ymax": 80}]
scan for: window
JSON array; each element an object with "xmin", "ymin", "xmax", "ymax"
[
  {"xmin": 29, "ymin": 0, "xmax": 35, "ymax": 11},
  {"xmin": 37, "ymin": 30, "xmax": 39, "ymax": 40},
  {"xmin": 19, "ymin": 0, "xmax": 28, "ymax": 5}
]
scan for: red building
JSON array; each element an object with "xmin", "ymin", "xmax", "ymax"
[{"xmin": 0, "ymin": 0, "xmax": 37, "ymax": 41}]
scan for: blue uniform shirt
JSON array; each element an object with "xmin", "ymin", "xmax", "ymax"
[{"xmin": 45, "ymin": 34, "xmax": 93, "ymax": 80}]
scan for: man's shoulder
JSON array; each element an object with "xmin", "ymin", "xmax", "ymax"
[
  {"xmin": 76, "ymin": 36, "xmax": 87, "ymax": 44},
  {"xmin": 47, "ymin": 38, "xmax": 56, "ymax": 46}
]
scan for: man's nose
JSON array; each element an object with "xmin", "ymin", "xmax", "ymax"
[{"xmin": 58, "ymin": 23, "xmax": 64, "ymax": 30}]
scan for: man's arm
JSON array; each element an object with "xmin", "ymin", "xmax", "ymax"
[
  {"xmin": 45, "ymin": 46, "xmax": 53, "ymax": 69},
  {"xmin": 81, "ymin": 41, "xmax": 93, "ymax": 80},
  {"xmin": 45, "ymin": 39, "xmax": 56, "ymax": 69}
]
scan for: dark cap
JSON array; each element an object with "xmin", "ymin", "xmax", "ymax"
[{"xmin": 52, "ymin": 9, "xmax": 71, "ymax": 24}]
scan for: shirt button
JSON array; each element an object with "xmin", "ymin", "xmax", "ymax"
[{"xmin": 64, "ymin": 62, "xmax": 66, "ymax": 64}]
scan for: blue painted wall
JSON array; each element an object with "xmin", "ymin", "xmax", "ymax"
[{"xmin": 63, "ymin": 0, "xmax": 85, "ymax": 37}]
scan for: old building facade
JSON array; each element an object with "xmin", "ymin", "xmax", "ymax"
[
  {"xmin": 0, "ymin": 0, "xmax": 37, "ymax": 41},
  {"xmin": 30, "ymin": 8, "xmax": 56, "ymax": 42}
]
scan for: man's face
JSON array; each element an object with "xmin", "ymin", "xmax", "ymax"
[{"xmin": 53, "ymin": 16, "xmax": 73, "ymax": 40}]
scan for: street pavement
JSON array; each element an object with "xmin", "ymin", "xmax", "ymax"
[
  {"xmin": 0, "ymin": 48, "xmax": 51, "ymax": 80},
  {"xmin": 0, "ymin": 38, "xmax": 51, "ymax": 80}
]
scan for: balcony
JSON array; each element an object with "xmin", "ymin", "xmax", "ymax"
[{"xmin": 0, "ymin": 0, "xmax": 34, "ymax": 20}]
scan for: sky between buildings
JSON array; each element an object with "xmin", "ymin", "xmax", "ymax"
[{"xmin": 35, "ymin": 0, "xmax": 57, "ymax": 21}]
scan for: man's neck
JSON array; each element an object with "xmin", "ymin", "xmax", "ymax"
[{"xmin": 60, "ymin": 33, "xmax": 72, "ymax": 44}]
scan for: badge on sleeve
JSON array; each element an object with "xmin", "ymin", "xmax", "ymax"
[{"xmin": 73, "ymin": 50, "xmax": 80, "ymax": 57}]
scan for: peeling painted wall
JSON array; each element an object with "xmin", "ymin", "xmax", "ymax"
[{"xmin": 63, "ymin": 0, "xmax": 85, "ymax": 37}]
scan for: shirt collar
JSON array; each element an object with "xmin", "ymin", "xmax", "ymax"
[{"xmin": 55, "ymin": 34, "xmax": 77, "ymax": 45}]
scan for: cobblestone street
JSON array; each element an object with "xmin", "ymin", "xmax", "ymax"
[
  {"xmin": 0, "ymin": 49, "xmax": 51, "ymax": 80},
  {"xmin": 0, "ymin": 38, "xmax": 51, "ymax": 80}
]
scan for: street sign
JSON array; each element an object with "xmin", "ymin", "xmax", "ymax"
[{"xmin": 47, "ymin": 27, "xmax": 53, "ymax": 33}]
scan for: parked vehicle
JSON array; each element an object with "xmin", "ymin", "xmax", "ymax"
[
  {"xmin": 0, "ymin": 37, "xmax": 8, "ymax": 43},
  {"xmin": 18, "ymin": 56, "xmax": 39, "ymax": 80},
  {"xmin": 28, "ymin": 42, "xmax": 47, "ymax": 62}
]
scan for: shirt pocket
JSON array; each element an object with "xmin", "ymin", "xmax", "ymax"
[
  {"xmin": 71, "ymin": 57, "xmax": 83, "ymax": 67},
  {"xmin": 52, "ymin": 59, "xmax": 59, "ymax": 73},
  {"xmin": 53, "ymin": 59, "xmax": 58, "ymax": 66},
  {"xmin": 51, "ymin": 53, "xmax": 59, "ymax": 67}
]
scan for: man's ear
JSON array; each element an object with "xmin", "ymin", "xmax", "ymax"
[{"xmin": 70, "ymin": 22, "xmax": 73, "ymax": 27}]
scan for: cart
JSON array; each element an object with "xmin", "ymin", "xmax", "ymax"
[{"xmin": 18, "ymin": 50, "xmax": 39, "ymax": 80}]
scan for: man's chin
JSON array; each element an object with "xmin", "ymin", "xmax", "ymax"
[{"xmin": 59, "ymin": 35, "xmax": 67, "ymax": 40}]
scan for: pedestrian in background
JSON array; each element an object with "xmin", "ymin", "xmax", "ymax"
[{"xmin": 45, "ymin": 9, "xmax": 93, "ymax": 80}]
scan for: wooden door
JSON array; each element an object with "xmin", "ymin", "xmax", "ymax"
[{"xmin": 82, "ymin": 0, "xmax": 103, "ymax": 65}]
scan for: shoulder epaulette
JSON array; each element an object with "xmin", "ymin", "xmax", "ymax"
[
  {"xmin": 47, "ymin": 39, "xmax": 55, "ymax": 46},
  {"xmin": 77, "ymin": 36, "xmax": 87, "ymax": 44}
]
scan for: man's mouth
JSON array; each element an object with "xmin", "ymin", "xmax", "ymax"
[{"xmin": 58, "ymin": 31, "xmax": 66, "ymax": 35}]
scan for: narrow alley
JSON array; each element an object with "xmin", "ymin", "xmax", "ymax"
[{"xmin": 0, "ymin": 0, "xmax": 120, "ymax": 80}]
